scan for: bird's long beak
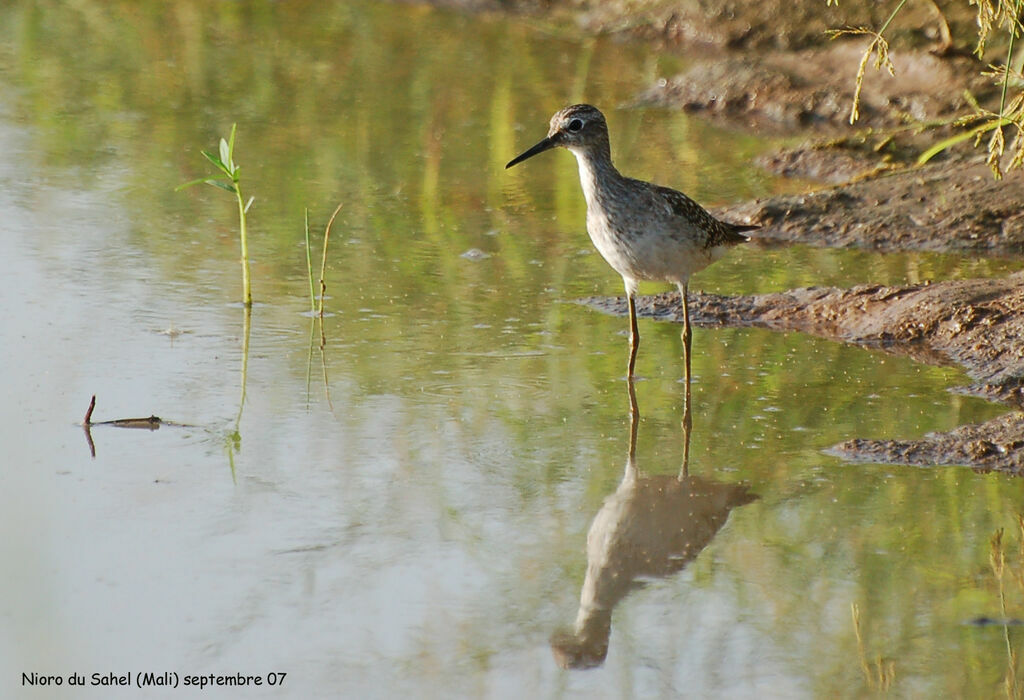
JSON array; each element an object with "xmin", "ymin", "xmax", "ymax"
[{"xmin": 505, "ymin": 136, "xmax": 556, "ymax": 169}]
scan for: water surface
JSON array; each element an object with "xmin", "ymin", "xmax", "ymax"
[{"xmin": 2, "ymin": 2, "xmax": 1024, "ymax": 698}]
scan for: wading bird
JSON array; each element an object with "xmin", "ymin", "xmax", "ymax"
[{"xmin": 506, "ymin": 104, "xmax": 756, "ymax": 382}]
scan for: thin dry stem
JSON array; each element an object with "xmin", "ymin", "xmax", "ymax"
[{"xmin": 318, "ymin": 203, "xmax": 343, "ymax": 319}]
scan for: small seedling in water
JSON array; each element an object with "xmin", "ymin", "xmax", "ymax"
[
  {"xmin": 304, "ymin": 208, "xmax": 316, "ymax": 313},
  {"xmin": 177, "ymin": 123, "xmax": 254, "ymax": 305},
  {"xmin": 303, "ymin": 203, "xmax": 343, "ymax": 317}
]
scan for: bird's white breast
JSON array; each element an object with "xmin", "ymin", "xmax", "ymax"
[{"xmin": 573, "ymin": 151, "xmax": 714, "ymax": 285}]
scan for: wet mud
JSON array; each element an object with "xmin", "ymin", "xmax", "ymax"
[
  {"xmin": 632, "ymin": 45, "xmax": 988, "ymax": 135},
  {"xmin": 725, "ymin": 158, "xmax": 1024, "ymax": 255}
]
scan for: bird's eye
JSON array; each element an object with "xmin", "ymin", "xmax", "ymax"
[{"xmin": 567, "ymin": 118, "xmax": 584, "ymax": 132}]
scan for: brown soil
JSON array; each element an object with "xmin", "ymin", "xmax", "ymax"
[
  {"xmin": 632, "ymin": 46, "xmax": 990, "ymax": 135},
  {"xmin": 826, "ymin": 413, "xmax": 1024, "ymax": 475},
  {"xmin": 724, "ymin": 157, "xmax": 1024, "ymax": 255},
  {"xmin": 514, "ymin": 0, "xmax": 976, "ymax": 53}
]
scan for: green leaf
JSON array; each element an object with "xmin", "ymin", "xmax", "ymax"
[
  {"xmin": 219, "ymin": 137, "xmax": 231, "ymax": 172},
  {"xmin": 917, "ymin": 118, "xmax": 1009, "ymax": 166},
  {"xmin": 174, "ymin": 177, "xmax": 209, "ymax": 191},
  {"xmin": 917, "ymin": 132, "xmax": 976, "ymax": 165},
  {"xmin": 205, "ymin": 179, "xmax": 238, "ymax": 193},
  {"xmin": 175, "ymin": 176, "xmax": 236, "ymax": 193},
  {"xmin": 201, "ymin": 149, "xmax": 230, "ymax": 176}
]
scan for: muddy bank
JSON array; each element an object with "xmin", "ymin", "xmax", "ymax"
[
  {"xmin": 483, "ymin": 0, "xmax": 975, "ymax": 53},
  {"xmin": 581, "ymin": 274, "xmax": 1024, "ymax": 472},
  {"xmin": 722, "ymin": 157, "xmax": 1024, "ymax": 255},
  {"xmin": 614, "ymin": 7, "xmax": 1000, "ymax": 182},
  {"xmin": 632, "ymin": 45, "xmax": 989, "ymax": 135},
  {"xmin": 826, "ymin": 412, "xmax": 1024, "ymax": 475}
]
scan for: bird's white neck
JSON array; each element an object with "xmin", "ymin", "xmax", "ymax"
[{"xmin": 568, "ymin": 146, "xmax": 619, "ymax": 210}]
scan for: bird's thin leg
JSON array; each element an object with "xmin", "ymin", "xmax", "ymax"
[
  {"xmin": 680, "ymin": 284, "xmax": 692, "ymax": 388},
  {"xmin": 679, "ymin": 283, "xmax": 692, "ymax": 477},
  {"xmin": 680, "ymin": 369, "xmax": 692, "ymax": 478},
  {"xmin": 627, "ymin": 292, "xmax": 639, "ymax": 378},
  {"xmin": 627, "ymin": 374, "xmax": 639, "ymax": 443}
]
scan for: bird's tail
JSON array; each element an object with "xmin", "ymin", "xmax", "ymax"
[{"xmin": 725, "ymin": 221, "xmax": 759, "ymax": 244}]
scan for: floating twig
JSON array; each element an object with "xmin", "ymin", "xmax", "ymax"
[
  {"xmin": 81, "ymin": 395, "xmax": 193, "ymax": 458},
  {"xmin": 83, "ymin": 395, "xmax": 164, "ymax": 430},
  {"xmin": 84, "ymin": 395, "xmax": 96, "ymax": 425}
]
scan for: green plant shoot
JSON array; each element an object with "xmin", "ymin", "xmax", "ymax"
[{"xmin": 177, "ymin": 123, "xmax": 254, "ymax": 306}]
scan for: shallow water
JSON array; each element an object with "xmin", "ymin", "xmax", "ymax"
[{"xmin": 3, "ymin": 2, "xmax": 1024, "ymax": 698}]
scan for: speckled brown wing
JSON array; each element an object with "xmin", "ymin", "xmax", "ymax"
[{"xmin": 652, "ymin": 183, "xmax": 757, "ymax": 248}]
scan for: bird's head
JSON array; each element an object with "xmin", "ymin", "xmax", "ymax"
[{"xmin": 506, "ymin": 104, "xmax": 609, "ymax": 168}]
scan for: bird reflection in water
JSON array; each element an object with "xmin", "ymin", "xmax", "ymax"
[{"xmin": 550, "ymin": 378, "xmax": 758, "ymax": 669}]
